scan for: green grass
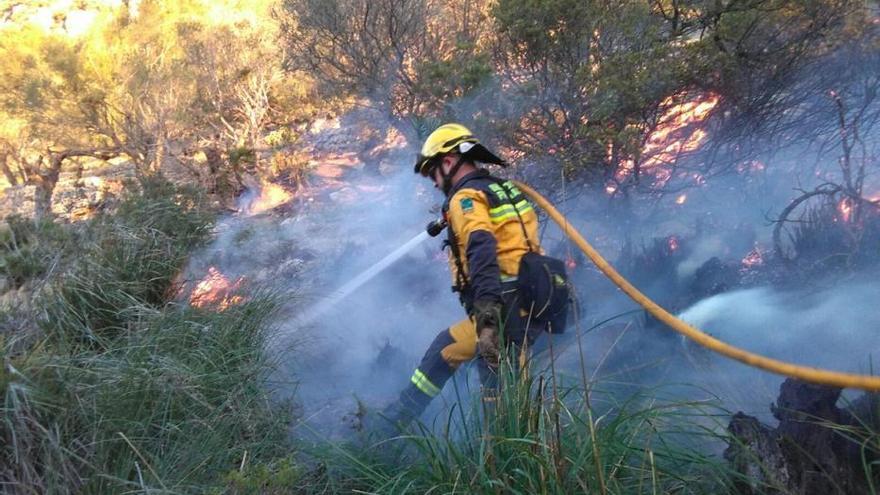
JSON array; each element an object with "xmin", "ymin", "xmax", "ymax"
[
  {"xmin": 304, "ymin": 353, "xmax": 739, "ymax": 495},
  {"xmin": 0, "ymin": 177, "xmax": 296, "ymax": 494},
  {"xmin": 0, "ymin": 214, "xmax": 73, "ymax": 288}
]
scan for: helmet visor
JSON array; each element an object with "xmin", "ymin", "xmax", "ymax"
[{"xmin": 414, "ymin": 153, "xmax": 443, "ymax": 177}]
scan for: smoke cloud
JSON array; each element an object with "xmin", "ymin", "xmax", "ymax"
[{"xmin": 177, "ymin": 44, "xmax": 880, "ymax": 439}]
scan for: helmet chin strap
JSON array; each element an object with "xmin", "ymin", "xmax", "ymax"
[{"xmin": 441, "ymin": 154, "xmax": 467, "ymax": 196}]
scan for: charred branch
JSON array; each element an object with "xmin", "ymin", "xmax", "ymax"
[{"xmin": 772, "ymin": 184, "xmax": 841, "ymax": 262}]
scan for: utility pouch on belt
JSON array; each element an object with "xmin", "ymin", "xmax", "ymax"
[
  {"xmin": 517, "ymin": 251, "xmax": 569, "ymax": 323},
  {"xmin": 487, "ymin": 179, "xmax": 570, "ymax": 330}
]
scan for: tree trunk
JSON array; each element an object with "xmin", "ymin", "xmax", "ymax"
[
  {"xmin": 0, "ymin": 152, "xmax": 18, "ymax": 186},
  {"xmin": 152, "ymin": 131, "xmax": 166, "ymax": 174},
  {"xmin": 32, "ymin": 154, "xmax": 63, "ymax": 222},
  {"xmin": 29, "ymin": 149, "xmax": 118, "ymax": 221},
  {"xmin": 204, "ymin": 147, "xmax": 223, "ymax": 193},
  {"xmin": 33, "ymin": 180, "xmax": 55, "ymax": 222},
  {"xmin": 725, "ymin": 379, "xmax": 873, "ymax": 495}
]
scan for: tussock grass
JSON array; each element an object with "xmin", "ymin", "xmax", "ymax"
[
  {"xmin": 0, "ymin": 177, "xmax": 294, "ymax": 494},
  {"xmin": 313, "ymin": 353, "xmax": 738, "ymax": 495},
  {"xmin": 4, "ymin": 300, "xmax": 291, "ymax": 493},
  {"xmin": 0, "ymin": 215, "xmax": 72, "ymax": 289}
]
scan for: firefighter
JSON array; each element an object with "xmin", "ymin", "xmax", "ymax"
[{"xmin": 378, "ymin": 123, "xmax": 568, "ymax": 428}]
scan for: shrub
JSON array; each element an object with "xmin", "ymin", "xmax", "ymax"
[{"xmin": 41, "ymin": 177, "xmax": 213, "ymax": 349}]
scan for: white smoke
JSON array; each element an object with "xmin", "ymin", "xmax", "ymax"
[{"xmin": 178, "ymin": 70, "xmax": 880, "ymax": 439}]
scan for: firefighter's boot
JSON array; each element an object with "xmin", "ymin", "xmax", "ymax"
[{"xmin": 367, "ymin": 383, "xmax": 432, "ymax": 437}]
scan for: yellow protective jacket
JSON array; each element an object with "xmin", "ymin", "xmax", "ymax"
[{"xmin": 443, "ymin": 170, "xmax": 542, "ymax": 308}]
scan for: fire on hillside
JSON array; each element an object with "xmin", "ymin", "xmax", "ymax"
[
  {"xmin": 609, "ymin": 93, "xmax": 719, "ymax": 193},
  {"xmin": 245, "ymin": 182, "xmax": 294, "ymax": 215},
  {"xmin": 189, "ymin": 267, "xmax": 245, "ymax": 311}
]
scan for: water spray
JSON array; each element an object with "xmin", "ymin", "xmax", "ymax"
[{"xmin": 296, "ymin": 230, "xmax": 432, "ymax": 326}]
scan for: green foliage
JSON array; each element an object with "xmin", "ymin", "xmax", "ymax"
[
  {"xmin": 264, "ymin": 127, "xmax": 295, "ymax": 148},
  {"xmin": 41, "ymin": 177, "xmax": 213, "ymax": 348},
  {"xmin": 492, "ymin": 0, "xmax": 594, "ymax": 68},
  {"xmin": 1, "ymin": 0, "xmax": 319, "ymax": 210},
  {"xmin": 285, "ymin": 0, "xmax": 492, "ymax": 125},
  {"xmin": 0, "ymin": 215, "xmax": 73, "ymax": 288},
  {"xmin": 215, "ymin": 456, "xmax": 303, "ymax": 495},
  {"xmin": 491, "ymin": 0, "xmax": 706, "ymax": 182},
  {"xmin": 414, "ymin": 43, "xmax": 493, "ymax": 109},
  {"xmin": 0, "ymin": 176, "xmax": 294, "ymax": 493},
  {"xmin": 3, "ymin": 299, "xmax": 293, "ymax": 493},
  {"xmin": 289, "ymin": 0, "xmax": 870, "ymax": 194}
]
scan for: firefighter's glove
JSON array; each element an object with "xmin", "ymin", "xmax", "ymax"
[{"xmin": 473, "ymin": 300, "xmax": 502, "ymax": 370}]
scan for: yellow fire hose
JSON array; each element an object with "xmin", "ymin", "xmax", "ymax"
[{"xmin": 514, "ymin": 180, "xmax": 880, "ymax": 392}]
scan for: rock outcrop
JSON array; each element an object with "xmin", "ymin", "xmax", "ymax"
[{"xmin": 726, "ymin": 379, "xmax": 877, "ymax": 495}]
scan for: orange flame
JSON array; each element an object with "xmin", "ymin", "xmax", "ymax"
[
  {"xmin": 741, "ymin": 245, "xmax": 764, "ymax": 270},
  {"xmin": 248, "ymin": 182, "xmax": 293, "ymax": 215},
  {"xmin": 675, "ymin": 194, "xmax": 687, "ymax": 205},
  {"xmin": 838, "ymin": 198, "xmax": 854, "ymax": 223},
  {"xmin": 190, "ymin": 267, "xmax": 244, "ymax": 310},
  {"xmin": 612, "ymin": 93, "xmax": 719, "ymax": 192},
  {"xmin": 642, "ymin": 96, "xmax": 717, "ymax": 169}
]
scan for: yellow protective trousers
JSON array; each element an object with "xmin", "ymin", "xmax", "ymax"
[{"xmin": 405, "ymin": 288, "xmax": 549, "ymax": 403}]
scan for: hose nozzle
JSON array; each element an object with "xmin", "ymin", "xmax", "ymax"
[{"xmin": 426, "ymin": 218, "xmax": 447, "ymax": 237}]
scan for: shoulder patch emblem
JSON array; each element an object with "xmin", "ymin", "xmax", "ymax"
[{"xmin": 459, "ymin": 197, "xmax": 474, "ymax": 213}]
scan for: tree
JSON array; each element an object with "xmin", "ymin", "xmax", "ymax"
[
  {"xmin": 1, "ymin": 0, "xmax": 313, "ymax": 216},
  {"xmin": 697, "ymin": 0, "xmax": 871, "ymax": 165},
  {"xmin": 281, "ymin": 0, "xmax": 494, "ymax": 140},
  {"xmin": 488, "ymin": 0, "xmax": 873, "ymax": 201},
  {"xmin": 0, "ymin": 25, "xmax": 120, "ymax": 220},
  {"xmin": 489, "ymin": 0, "xmax": 708, "ymax": 197}
]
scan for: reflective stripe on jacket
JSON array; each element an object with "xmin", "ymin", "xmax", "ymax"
[{"xmin": 443, "ymin": 170, "xmax": 542, "ymax": 306}]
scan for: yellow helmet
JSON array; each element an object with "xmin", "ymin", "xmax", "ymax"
[{"xmin": 414, "ymin": 123, "xmax": 506, "ymax": 176}]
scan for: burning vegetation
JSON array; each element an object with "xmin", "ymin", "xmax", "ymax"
[
  {"xmin": 740, "ymin": 244, "xmax": 765, "ymax": 271},
  {"xmin": 606, "ymin": 93, "xmax": 719, "ymax": 194},
  {"xmin": 188, "ymin": 267, "xmax": 245, "ymax": 311},
  {"xmin": 244, "ymin": 182, "xmax": 294, "ymax": 215},
  {"xmin": 637, "ymin": 95, "xmax": 718, "ymax": 175},
  {"xmin": 3, "ymin": 0, "xmax": 880, "ymax": 493}
]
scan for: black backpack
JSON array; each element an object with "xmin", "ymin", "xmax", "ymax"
[
  {"xmin": 490, "ymin": 180, "xmax": 570, "ymax": 331},
  {"xmin": 517, "ymin": 250, "xmax": 569, "ymax": 327}
]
